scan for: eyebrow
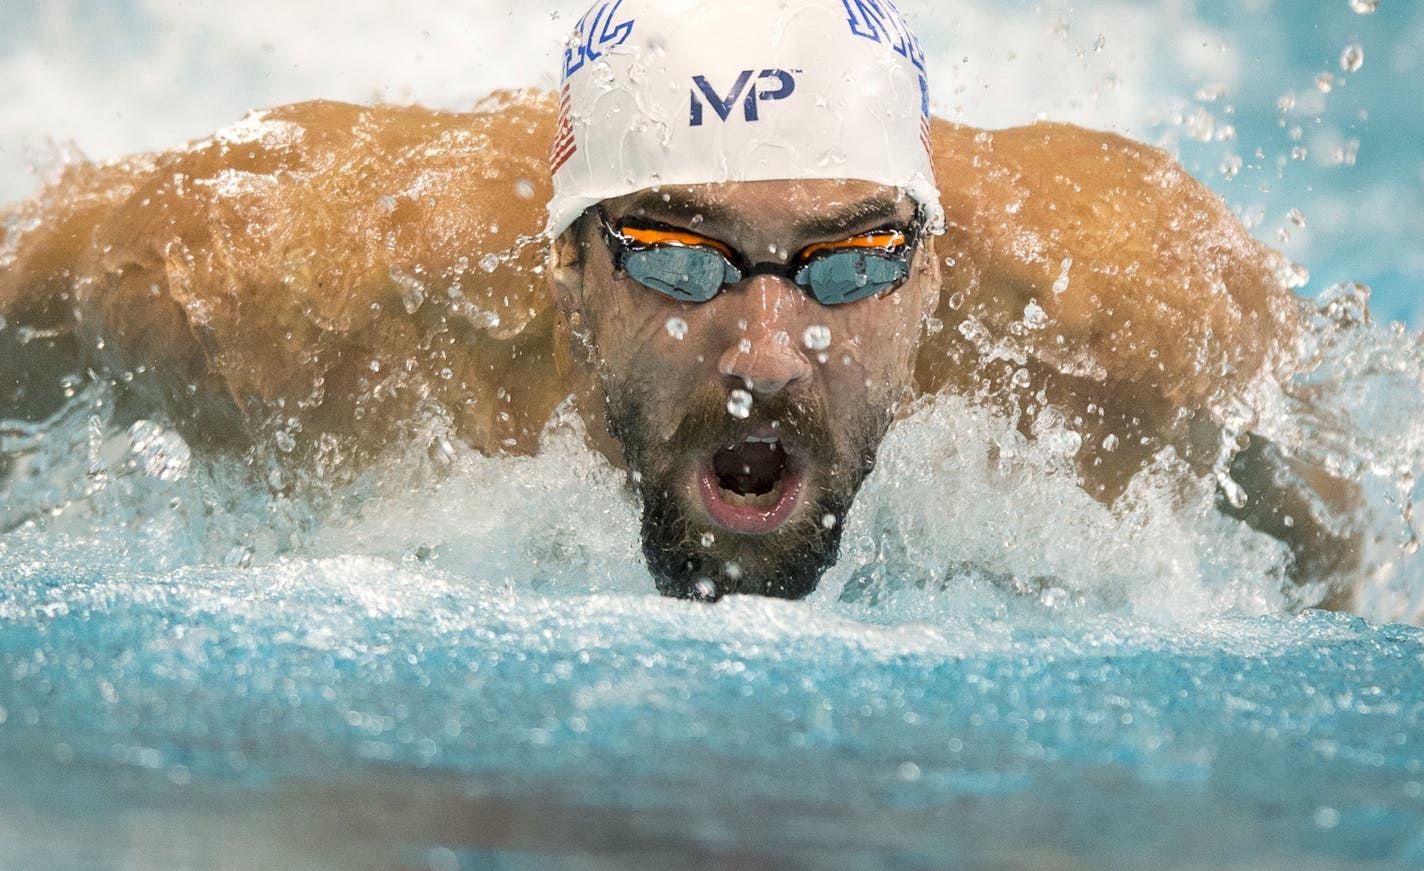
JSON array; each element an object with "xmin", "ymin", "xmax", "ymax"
[{"xmin": 621, "ymin": 191, "xmax": 913, "ymax": 238}]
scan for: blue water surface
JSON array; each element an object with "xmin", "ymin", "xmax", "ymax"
[{"xmin": 0, "ymin": 555, "xmax": 1421, "ymax": 870}]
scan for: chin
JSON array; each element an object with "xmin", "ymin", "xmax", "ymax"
[{"xmin": 638, "ymin": 468, "xmax": 850, "ymax": 601}]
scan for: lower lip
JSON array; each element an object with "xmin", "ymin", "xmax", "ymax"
[{"xmin": 697, "ymin": 460, "xmax": 805, "ymax": 535}]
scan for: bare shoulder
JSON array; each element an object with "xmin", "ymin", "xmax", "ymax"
[
  {"xmin": 922, "ymin": 119, "xmax": 1302, "ymax": 406},
  {"xmin": 2, "ymin": 94, "xmax": 565, "ymax": 456}
]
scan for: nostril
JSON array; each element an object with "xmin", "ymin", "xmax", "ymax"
[{"xmin": 718, "ymin": 333, "xmax": 813, "ymax": 396}]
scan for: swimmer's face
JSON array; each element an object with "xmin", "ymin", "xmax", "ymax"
[{"xmin": 553, "ymin": 179, "xmax": 938, "ymax": 599}]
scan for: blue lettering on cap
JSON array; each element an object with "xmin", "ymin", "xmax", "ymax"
[
  {"xmin": 841, "ymin": 0, "xmax": 927, "ymax": 78},
  {"xmin": 690, "ymin": 69, "xmax": 799, "ymax": 127},
  {"xmin": 564, "ymin": 0, "xmax": 636, "ymax": 80}
]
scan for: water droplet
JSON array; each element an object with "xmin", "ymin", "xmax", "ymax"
[
  {"xmin": 1288, "ymin": 208, "xmax": 1307, "ymax": 228},
  {"xmin": 1313, "ymin": 806, "xmax": 1341, "ymax": 829},
  {"xmin": 723, "ymin": 562, "xmax": 743, "ymax": 581},
  {"xmin": 1315, "ymin": 72, "xmax": 1335, "ymax": 93},
  {"xmin": 1102, "ymin": 433, "xmax": 1120, "ymax": 452},
  {"xmin": 947, "ymin": 291, "xmax": 965, "ymax": 310},
  {"xmin": 738, "ymin": 338, "xmax": 752, "ymax": 354},
  {"xmin": 127, "ymin": 420, "xmax": 192, "ymax": 481},
  {"xmin": 802, "ymin": 325, "xmax": 832, "ymax": 350},
  {"xmin": 1340, "ymin": 43, "xmax": 1364, "ymax": 73},
  {"xmin": 694, "ymin": 578, "xmax": 718, "ymax": 599},
  {"xmin": 224, "ymin": 545, "xmax": 254, "ymax": 569},
  {"xmin": 1052, "ymin": 258, "xmax": 1073, "ymax": 295},
  {"xmin": 479, "ymin": 253, "xmax": 500, "ymax": 273},
  {"xmin": 821, "ymin": 513, "xmax": 838, "ymax": 530},
  {"xmin": 431, "ymin": 435, "xmax": 456, "ymax": 466},
  {"xmin": 665, "ymin": 317, "xmax": 689, "ymax": 340},
  {"xmin": 700, "ymin": 532, "xmax": 716, "ymax": 548},
  {"xmin": 727, "ymin": 389, "xmax": 753, "ymax": 419},
  {"xmin": 1022, "ymin": 301, "xmax": 1048, "ymax": 329},
  {"xmin": 1349, "ymin": 0, "xmax": 1377, "ymax": 13},
  {"xmin": 514, "ymin": 179, "xmax": 536, "ymax": 200},
  {"xmin": 274, "ymin": 430, "xmax": 296, "ymax": 453},
  {"xmin": 378, "ymin": 194, "xmax": 397, "ymax": 212},
  {"xmin": 1011, "ymin": 368, "xmax": 1032, "ymax": 389},
  {"xmin": 1277, "ymin": 93, "xmax": 1296, "ymax": 113},
  {"xmin": 401, "ymin": 285, "xmax": 425, "ymax": 314}
]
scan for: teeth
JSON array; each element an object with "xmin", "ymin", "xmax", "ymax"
[
  {"xmin": 718, "ymin": 479, "xmax": 784, "ymax": 509},
  {"xmin": 744, "ymin": 436, "xmax": 779, "ymax": 445}
]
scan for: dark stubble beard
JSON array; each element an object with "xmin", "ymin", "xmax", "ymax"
[{"xmin": 603, "ymin": 377, "xmax": 891, "ymax": 600}]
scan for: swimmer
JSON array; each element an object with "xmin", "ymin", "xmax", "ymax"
[{"xmin": 0, "ymin": 0, "xmax": 1359, "ymax": 602}]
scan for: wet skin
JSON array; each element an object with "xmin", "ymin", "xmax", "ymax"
[
  {"xmin": 0, "ymin": 96, "xmax": 1363, "ymax": 604},
  {"xmin": 549, "ymin": 181, "xmax": 939, "ymax": 597}
]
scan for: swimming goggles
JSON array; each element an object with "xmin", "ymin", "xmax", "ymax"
[{"xmin": 594, "ymin": 206, "xmax": 922, "ymax": 305}]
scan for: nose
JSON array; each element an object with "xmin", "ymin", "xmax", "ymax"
[{"xmin": 717, "ymin": 275, "xmax": 815, "ymax": 396}]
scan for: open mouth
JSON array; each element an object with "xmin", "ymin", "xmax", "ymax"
[{"xmin": 698, "ymin": 435, "xmax": 805, "ymax": 534}]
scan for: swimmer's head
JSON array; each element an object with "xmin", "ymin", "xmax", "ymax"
[
  {"xmin": 545, "ymin": 0, "xmax": 942, "ymax": 238},
  {"xmin": 546, "ymin": 0, "xmax": 942, "ymax": 601}
]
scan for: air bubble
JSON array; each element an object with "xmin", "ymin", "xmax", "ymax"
[
  {"xmin": 727, "ymin": 389, "xmax": 753, "ymax": 419},
  {"xmin": 802, "ymin": 325, "xmax": 832, "ymax": 350},
  {"xmin": 1349, "ymin": 0, "xmax": 1377, "ymax": 12},
  {"xmin": 665, "ymin": 317, "xmax": 689, "ymax": 340},
  {"xmin": 1340, "ymin": 43, "xmax": 1364, "ymax": 73}
]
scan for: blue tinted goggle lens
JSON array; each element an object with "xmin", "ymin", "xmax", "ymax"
[
  {"xmin": 601, "ymin": 210, "xmax": 915, "ymax": 306},
  {"xmin": 622, "ymin": 248, "xmax": 740, "ymax": 303},
  {"xmin": 793, "ymin": 250, "xmax": 910, "ymax": 305}
]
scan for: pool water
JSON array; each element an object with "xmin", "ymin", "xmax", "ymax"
[
  {"xmin": 2, "ymin": 555, "xmax": 1423, "ymax": 871},
  {"xmin": 4, "ymin": 2, "xmax": 1424, "ymax": 869}
]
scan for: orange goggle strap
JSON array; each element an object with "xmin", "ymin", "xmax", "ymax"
[{"xmin": 615, "ymin": 224, "xmax": 908, "ymax": 267}]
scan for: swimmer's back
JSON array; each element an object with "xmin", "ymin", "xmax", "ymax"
[{"xmin": 3, "ymin": 95, "xmax": 1300, "ymax": 484}]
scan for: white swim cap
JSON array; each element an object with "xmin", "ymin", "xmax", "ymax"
[{"xmin": 546, "ymin": 0, "xmax": 942, "ymax": 237}]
